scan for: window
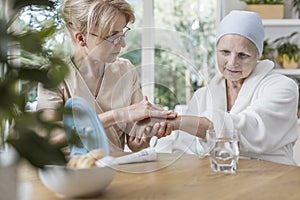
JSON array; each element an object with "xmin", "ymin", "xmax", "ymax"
[{"xmin": 123, "ymin": 0, "xmax": 217, "ymax": 110}]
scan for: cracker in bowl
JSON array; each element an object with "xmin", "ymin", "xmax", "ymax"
[{"xmin": 67, "ymin": 149, "xmax": 106, "ymax": 168}]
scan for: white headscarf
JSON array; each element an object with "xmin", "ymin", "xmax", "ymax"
[{"xmin": 216, "ymin": 10, "xmax": 265, "ymax": 56}]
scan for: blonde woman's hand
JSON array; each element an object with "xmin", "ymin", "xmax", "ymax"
[{"xmin": 116, "ymin": 96, "xmax": 177, "ymax": 123}]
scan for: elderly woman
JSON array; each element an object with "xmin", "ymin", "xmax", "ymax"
[
  {"xmin": 37, "ymin": 0, "xmax": 175, "ymax": 153},
  {"xmin": 131, "ymin": 10, "xmax": 299, "ymax": 165}
]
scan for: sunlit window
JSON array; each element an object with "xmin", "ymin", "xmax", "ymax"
[{"xmin": 123, "ymin": 0, "xmax": 217, "ymax": 110}]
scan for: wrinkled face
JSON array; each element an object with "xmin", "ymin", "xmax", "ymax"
[
  {"xmin": 85, "ymin": 13, "xmax": 127, "ymax": 63},
  {"xmin": 216, "ymin": 34, "xmax": 259, "ymax": 82}
]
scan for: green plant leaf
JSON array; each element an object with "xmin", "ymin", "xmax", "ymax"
[
  {"xmin": 18, "ymin": 68, "xmax": 51, "ymax": 84},
  {"xmin": 12, "ymin": 0, "xmax": 55, "ymax": 11},
  {"xmin": 0, "ymin": 77, "xmax": 23, "ymax": 111},
  {"xmin": 16, "ymin": 32, "xmax": 44, "ymax": 54},
  {"xmin": 1, "ymin": 0, "xmax": 68, "ymax": 170},
  {"xmin": 241, "ymin": 0, "xmax": 283, "ymax": 4},
  {"xmin": 45, "ymin": 58, "xmax": 69, "ymax": 89},
  {"xmin": 7, "ymin": 130, "xmax": 66, "ymax": 168}
]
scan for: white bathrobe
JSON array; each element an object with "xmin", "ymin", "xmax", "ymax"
[{"xmin": 173, "ymin": 60, "xmax": 299, "ymax": 165}]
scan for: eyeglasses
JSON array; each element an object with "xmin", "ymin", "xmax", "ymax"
[{"xmin": 90, "ymin": 26, "xmax": 131, "ymax": 45}]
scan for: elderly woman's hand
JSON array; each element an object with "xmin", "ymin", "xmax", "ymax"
[{"xmin": 128, "ymin": 117, "xmax": 174, "ymax": 144}]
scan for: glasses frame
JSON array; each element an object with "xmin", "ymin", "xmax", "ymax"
[{"xmin": 90, "ymin": 26, "xmax": 131, "ymax": 45}]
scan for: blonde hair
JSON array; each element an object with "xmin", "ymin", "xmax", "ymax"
[{"xmin": 61, "ymin": 0, "xmax": 135, "ymax": 42}]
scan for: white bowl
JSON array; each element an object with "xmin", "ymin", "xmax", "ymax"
[{"xmin": 38, "ymin": 165, "xmax": 115, "ymax": 198}]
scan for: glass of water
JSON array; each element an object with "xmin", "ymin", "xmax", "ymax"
[{"xmin": 206, "ymin": 129, "xmax": 240, "ymax": 173}]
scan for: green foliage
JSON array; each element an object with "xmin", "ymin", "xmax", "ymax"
[
  {"xmin": 293, "ymin": 0, "xmax": 300, "ymax": 8},
  {"xmin": 274, "ymin": 32, "xmax": 300, "ymax": 62},
  {"xmin": 121, "ymin": 1, "xmax": 216, "ymax": 109},
  {"xmin": 1, "ymin": 0, "xmax": 68, "ymax": 168},
  {"xmin": 277, "ymin": 42, "xmax": 300, "ymax": 61},
  {"xmin": 154, "ymin": 1, "xmax": 215, "ymax": 108},
  {"xmin": 262, "ymin": 32, "xmax": 300, "ymax": 68},
  {"xmin": 154, "ymin": 49, "xmax": 188, "ymax": 108},
  {"xmin": 261, "ymin": 39, "xmax": 276, "ymax": 60},
  {"xmin": 12, "ymin": 0, "xmax": 55, "ymax": 10},
  {"xmin": 240, "ymin": 0, "xmax": 283, "ymax": 4},
  {"xmin": 8, "ymin": 112, "xmax": 66, "ymax": 168}
]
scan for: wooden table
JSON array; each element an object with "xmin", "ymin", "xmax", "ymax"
[{"xmin": 19, "ymin": 153, "xmax": 300, "ymax": 200}]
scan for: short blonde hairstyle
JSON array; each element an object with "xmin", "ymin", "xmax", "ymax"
[{"xmin": 61, "ymin": 0, "xmax": 135, "ymax": 42}]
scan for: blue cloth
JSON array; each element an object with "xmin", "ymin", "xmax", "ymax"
[{"xmin": 63, "ymin": 96, "xmax": 110, "ymax": 156}]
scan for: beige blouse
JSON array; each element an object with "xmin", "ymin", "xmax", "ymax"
[{"xmin": 37, "ymin": 57, "xmax": 143, "ymax": 151}]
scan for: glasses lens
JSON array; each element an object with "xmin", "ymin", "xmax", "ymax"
[
  {"xmin": 113, "ymin": 36, "xmax": 122, "ymax": 45},
  {"xmin": 105, "ymin": 26, "xmax": 130, "ymax": 45}
]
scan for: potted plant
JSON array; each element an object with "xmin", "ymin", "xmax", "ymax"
[
  {"xmin": 0, "ymin": 0, "xmax": 69, "ymax": 171},
  {"xmin": 274, "ymin": 32, "xmax": 300, "ymax": 69},
  {"xmin": 240, "ymin": 0, "xmax": 284, "ymax": 19},
  {"xmin": 276, "ymin": 42, "xmax": 299, "ymax": 69},
  {"xmin": 261, "ymin": 39, "xmax": 276, "ymax": 60},
  {"xmin": 0, "ymin": 0, "xmax": 70, "ymax": 198},
  {"xmin": 292, "ymin": 0, "xmax": 300, "ymax": 18}
]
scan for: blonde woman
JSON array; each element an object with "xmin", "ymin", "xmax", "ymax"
[{"xmin": 37, "ymin": 0, "xmax": 176, "ymax": 152}]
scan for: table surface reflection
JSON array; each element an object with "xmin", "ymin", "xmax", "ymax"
[{"xmin": 19, "ymin": 153, "xmax": 300, "ymax": 200}]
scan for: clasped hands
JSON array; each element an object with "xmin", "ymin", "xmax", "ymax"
[{"xmin": 127, "ymin": 96, "xmax": 177, "ymax": 144}]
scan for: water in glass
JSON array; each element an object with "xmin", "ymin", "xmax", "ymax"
[{"xmin": 207, "ymin": 130, "xmax": 239, "ymax": 173}]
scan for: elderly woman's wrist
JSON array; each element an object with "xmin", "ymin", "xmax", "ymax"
[{"xmin": 167, "ymin": 116, "xmax": 181, "ymax": 130}]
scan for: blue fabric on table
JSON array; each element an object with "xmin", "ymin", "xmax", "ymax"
[{"xmin": 63, "ymin": 96, "xmax": 110, "ymax": 156}]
